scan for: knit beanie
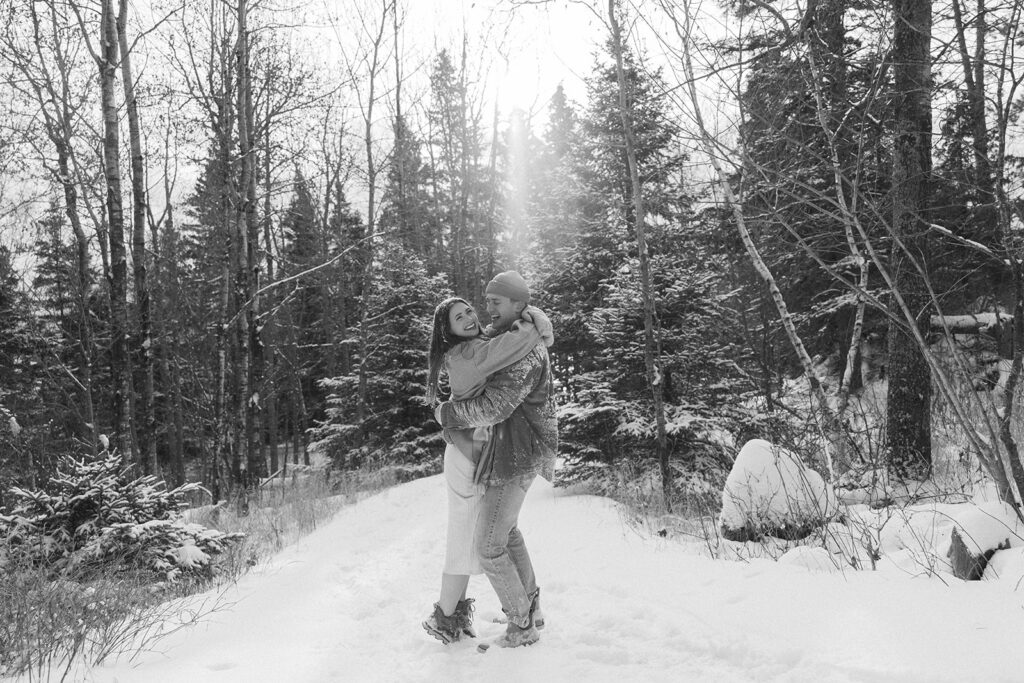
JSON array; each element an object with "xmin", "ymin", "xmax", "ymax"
[{"xmin": 485, "ymin": 271, "xmax": 530, "ymax": 303}]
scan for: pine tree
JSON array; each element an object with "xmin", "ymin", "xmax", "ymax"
[
  {"xmin": 531, "ymin": 44, "xmax": 685, "ymax": 403},
  {"xmin": 324, "ymin": 179, "xmax": 366, "ymax": 380},
  {"xmin": 427, "ymin": 48, "xmax": 493, "ymax": 300},
  {"xmin": 380, "ymin": 116, "xmax": 441, "ymax": 267},
  {"xmin": 0, "ymin": 245, "xmax": 49, "ymax": 495},
  {"xmin": 31, "ymin": 207, "xmax": 107, "ymax": 450},
  {"xmin": 310, "ymin": 243, "xmax": 446, "ymax": 471},
  {"xmin": 735, "ymin": 22, "xmax": 890, "ymax": 384}
]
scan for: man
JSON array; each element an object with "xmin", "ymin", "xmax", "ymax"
[{"xmin": 434, "ymin": 270, "xmax": 558, "ymax": 649}]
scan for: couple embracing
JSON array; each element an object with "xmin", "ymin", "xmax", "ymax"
[{"xmin": 422, "ymin": 271, "xmax": 558, "ymax": 650}]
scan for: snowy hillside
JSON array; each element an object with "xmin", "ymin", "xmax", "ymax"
[{"xmin": 83, "ymin": 475, "xmax": 1024, "ymax": 683}]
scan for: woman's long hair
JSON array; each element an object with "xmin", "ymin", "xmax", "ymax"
[{"xmin": 426, "ymin": 297, "xmax": 473, "ymax": 405}]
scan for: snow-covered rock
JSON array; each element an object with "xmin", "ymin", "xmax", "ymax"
[
  {"xmin": 719, "ymin": 439, "xmax": 841, "ymax": 542},
  {"xmin": 945, "ymin": 501, "xmax": 1024, "ymax": 580},
  {"xmin": 983, "ymin": 546, "xmax": 1024, "ymax": 584},
  {"xmin": 944, "ymin": 501, "xmax": 1024, "ymax": 553},
  {"xmin": 867, "ymin": 501, "xmax": 1024, "ymax": 579}
]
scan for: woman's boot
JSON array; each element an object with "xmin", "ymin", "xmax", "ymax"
[
  {"xmin": 454, "ymin": 598, "xmax": 476, "ymax": 638},
  {"xmin": 422, "ymin": 603, "xmax": 462, "ymax": 644}
]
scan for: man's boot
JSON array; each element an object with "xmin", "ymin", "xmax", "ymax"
[
  {"xmin": 529, "ymin": 588, "xmax": 545, "ymax": 630},
  {"xmin": 494, "ymin": 588, "xmax": 545, "ymax": 630},
  {"xmin": 492, "ymin": 612, "xmax": 539, "ymax": 648},
  {"xmin": 422, "ymin": 603, "xmax": 462, "ymax": 644}
]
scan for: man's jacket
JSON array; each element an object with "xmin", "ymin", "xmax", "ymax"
[{"xmin": 436, "ymin": 344, "xmax": 557, "ymax": 485}]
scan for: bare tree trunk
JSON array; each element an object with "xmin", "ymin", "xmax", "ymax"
[
  {"xmin": 887, "ymin": 0, "xmax": 933, "ymax": 480},
  {"xmin": 235, "ymin": 0, "xmax": 263, "ymax": 482},
  {"xmin": 215, "ymin": 250, "xmax": 232, "ymax": 498},
  {"xmin": 154, "ymin": 148, "xmax": 188, "ymax": 486},
  {"xmin": 998, "ymin": 262, "xmax": 1024, "ymax": 501},
  {"xmin": 117, "ymin": 0, "xmax": 156, "ymax": 476},
  {"xmin": 291, "ymin": 399, "xmax": 301, "ymax": 466},
  {"xmin": 457, "ymin": 36, "xmax": 473, "ymax": 299},
  {"xmin": 62, "ymin": 149, "xmax": 100, "ymax": 457},
  {"xmin": 484, "ymin": 98, "xmax": 500, "ymax": 277},
  {"xmin": 354, "ymin": 0, "xmax": 389, "ymax": 444},
  {"xmin": 263, "ymin": 96, "xmax": 279, "ymax": 478},
  {"xmin": 950, "ymin": 0, "xmax": 994, "ymax": 227},
  {"xmin": 990, "ymin": 13, "xmax": 1024, "ymax": 504},
  {"xmin": 805, "ymin": 16, "xmax": 867, "ymax": 472},
  {"xmin": 607, "ymin": 0, "xmax": 673, "ymax": 507},
  {"xmin": 97, "ymin": 0, "xmax": 135, "ymax": 464}
]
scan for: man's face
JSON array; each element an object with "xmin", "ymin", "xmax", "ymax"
[{"xmin": 485, "ymin": 294, "xmax": 524, "ymax": 331}]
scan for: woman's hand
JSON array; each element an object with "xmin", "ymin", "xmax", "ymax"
[{"xmin": 520, "ymin": 305, "xmax": 554, "ymax": 347}]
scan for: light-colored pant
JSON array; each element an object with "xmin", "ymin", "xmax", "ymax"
[
  {"xmin": 444, "ymin": 444, "xmax": 484, "ymax": 575},
  {"xmin": 475, "ymin": 473, "xmax": 538, "ymax": 627}
]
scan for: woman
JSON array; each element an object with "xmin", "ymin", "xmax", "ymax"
[{"xmin": 421, "ymin": 296, "xmax": 552, "ymax": 644}]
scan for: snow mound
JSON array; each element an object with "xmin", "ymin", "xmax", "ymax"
[
  {"xmin": 983, "ymin": 546, "xmax": 1024, "ymax": 583},
  {"xmin": 719, "ymin": 439, "xmax": 840, "ymax": 541},
  {"xmin": 777, "ymin": 545, "xmax": 839, "ymax": 573},
  {"xmin": 944, "ymin": 502, "xmax": 1024, "ymax": 580},
  {"xmin": 944, "ymin": 501, "xmax": 1024, "ymax": 555},
  {"xmin": 877, "ymin": 502, "xmax": 960, "ymax": 573}
]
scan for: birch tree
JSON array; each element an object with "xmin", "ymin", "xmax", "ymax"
[
  {"xmin": 116, "ymin": 0, "xmax": 156, "ymax": 475},
  {"xmin": 606, "ymin": 0, "xmax": 671, "ymax": 505},
  {"xmin": 0, "ymin": 1, "xmax": 100, "ymax": 454}
]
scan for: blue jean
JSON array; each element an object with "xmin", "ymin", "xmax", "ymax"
[{"xmin": 475, "ymin": 473, "xmax": 538, "ymax": 628}]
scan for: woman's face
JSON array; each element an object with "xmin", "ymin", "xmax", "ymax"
[{"xmin": 448, "ymin": 302, "xmax": 480, "ymax": 339}]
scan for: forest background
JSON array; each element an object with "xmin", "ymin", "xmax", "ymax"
[{"xmin": 0, "ymin": 0, "xmax": 1023, "ymax": 517}]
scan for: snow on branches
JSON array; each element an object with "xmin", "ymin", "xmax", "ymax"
[{"xmin": 0, "ymin": 451, "xmax": 242, "ymax": 582}]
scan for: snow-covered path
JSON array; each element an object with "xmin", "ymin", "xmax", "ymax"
[{"xmin": 91, "ymin": 476, "xmax": 1024, "ymax": 683}]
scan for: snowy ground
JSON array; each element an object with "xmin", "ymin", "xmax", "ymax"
[{"xmin": 83, "ymin": 475, "xmax": 1024, "ymax": 683}]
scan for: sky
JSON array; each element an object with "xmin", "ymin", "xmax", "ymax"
[
  {"xmin": 407, "ymin": 0, "xmax": 603, "ymax": 116},
  {"xmin": 81, "ymin": 453, "xmax": 1024, "ymax": 683}
]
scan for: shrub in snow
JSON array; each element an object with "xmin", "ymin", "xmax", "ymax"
[
  {"xmin": 719, "ymin": 439, "xmax": 840, "ymax": 542},
  {"xmin": 0, "ymin": 451, "xmax": 243, "ymax": 581},
  {"xmin": 821, "ymin": 515, "xmax": 881, "ymax": 570}
]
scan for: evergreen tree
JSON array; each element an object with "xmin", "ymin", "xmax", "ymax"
[
  {"xmin": 532, "ymin": 44, "xmax": 686, "ymax": 403},
  {"xmin": 31, "ymin": 207, "xmax": 107, "ymax": 448},
  {"xmin": 379, "ymin": 116, "xmax": 441, "ymax": 267},
  {"xmin": 310, "ymin": 242, "xmax": 446, "ymax": 471},
  {"xmin": 280, "ymin": 169, "xmax": 326, "ymax": 393},
  {"xmin": 323, "ymin": 179, "xmax": 366, "ymax": 380},
  {"xmin": 428, "ymin": 48, "xmax": 494, "ymax": 300},
  {"xmin": 518, "ymin": 41, "xmax": 747, "ymax": 489},
  {"xmin": 735, "ymin": 28, "xmax": 891, "ymax": 385}
]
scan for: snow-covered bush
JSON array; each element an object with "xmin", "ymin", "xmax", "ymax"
[
  {"xmin": 0, "ymin": 451, "xmax": 242, "ymax": 581},
  {"xmin": 720, "ymin": 439, "xmax": 841, "ymax": 541}
]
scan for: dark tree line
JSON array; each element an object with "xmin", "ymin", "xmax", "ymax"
[{"xmin": 3, "ymin": 0, "xmax": 1024, "ymax": 510}]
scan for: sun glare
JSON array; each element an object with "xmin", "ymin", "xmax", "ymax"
[{"xmin": 497, "ymin": 59, "xmax": 548, "ymax": 114}]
